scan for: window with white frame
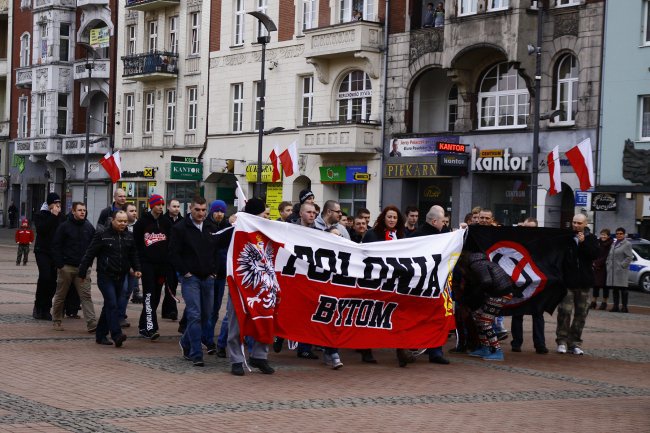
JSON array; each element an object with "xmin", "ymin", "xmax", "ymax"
[
  {"xmin": 553, "ymin": 53, "xmax": 578, "ymax": 124},
  {"xmin": 18, "ymin": 98, "xmax": 28, "ymax": 138},
  {"xmin": 339, "ymin": 0, "xmax": 375, "ymax": 22},
  {"xmin": 448, "ymin": 85, "xmax": 458, "ymax": 132},
  {"xmin": 169, "ymin": 17, "xmax": 178, "ymax": 53},
  {"xmin": 478, "ymin": 63, "xmax": 530, "ymax": 129},
  {"xmin": 187, "ymin": 86, "xmax": 198, "ymax": 131},
  {"xmin": 458, "ymin": 0, "xmax": 477, "ymax": 16},
  {"xmin": 256, "ymin": 0, "xmax": 269, "ymax": 38},
  {"xmin": 338, "ymin": 71, "xmax": 372, "ymax": 122},
  {"xmin": 488, "ymin": 0, "xmax": 508, "ymax": 11},
  {"xmin": 641, "ymin": 96, "xmax": 650, "ymax": 140},
  {"xmin": 102, "ymin": 100, "xmax": 109, "ymax": 134},
  {"xmin": 254, "ymin": 81, "xmax": 262, "ymax": 131},
  {"xmin": 148, "ymin": 21, "xmax": 158, "ymax": 52},
  {"xmin": 642, "ymin": 0, "xmax": 650, "ymax": 45},
  {"xmin": 127, "ymin": 25, "xmax": 136, "ymax": 55},
  {"xmin": 59, "ymin": 24, "xmax": 70, "ymax": 62},
  {"xmin": 232, "ymin": 83, "xmax": 244, "ymax": 132},
  {"xmin": 144, "ymin": 91, "xmax": 155, "ymax": 134},
  {"xmin": 40, "ymin": 23, "xmax": 48, "ymax": 62},
  {"xmin": 234, "ymin": 0, "xmax": 245, "ymax": 45},
  {"xmin": 339, "ymin": 184, "xmax": 367, "ymax": 218},
  {"xmin": 165, "ymin": 89, "xmax": 176, "ymax": 132},
  {"xmin": 38, "ymin": 94, "xmax": 46, "ymax": 136},
  {"xmin": 302, "ymin": 0, "xmax": 317, "ymax": 31},
  {"xmin": 57, "ymin": 94, "xmax": 68, "ymax": 135},
  {"xmin": 301, "ymin": 75, "xmax": 314, "ymax": 126},
  {"xmin": 555, "ymin": 0, "xmax": 579, "ymax": 7},
  {"xmin": 125, "ymin": 94, "xmax": 134, "ymax": 135},
  {"xmin": 20, "ymin": 33, "xmax": 30, "ymax": 67},
  {"xmin": 189, "ymin": 12, "xmax": 200, "ymax": 55}
]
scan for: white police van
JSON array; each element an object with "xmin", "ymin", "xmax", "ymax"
[{"xmin": 629, "ymin": 238, "xmax": 650, "ymax": 293}]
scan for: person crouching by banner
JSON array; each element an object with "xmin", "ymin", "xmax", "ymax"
[
  {"xmin": 463, "ymin": 252, "xmax": 515, "ymax": 361},
  {"xmin": 78, "ymin": 211, "xmax": 141, "ymax": 347},
  {"xmin": 227, "ymin": 198, "xmax": 275, "ymax": 376},
  {"xmin": 409, "ymin": 205, "xmax": 450, "ymax": 365},
  {"xmin": 362, "ymin": 205, "xmax": 415, "ymax": 367},
  {"xmin": 169, "ymin": 196, "xmax": 218, "ymax": 367}
]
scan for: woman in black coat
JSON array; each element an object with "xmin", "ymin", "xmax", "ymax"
[{"xmin": 590, "ymin": 228, "xmax": 612, "ymax": 310}]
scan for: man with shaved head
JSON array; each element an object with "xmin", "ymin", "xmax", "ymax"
[{"xmin": 97, "ymin": 188, "xmax": 128, "ymax": 227}]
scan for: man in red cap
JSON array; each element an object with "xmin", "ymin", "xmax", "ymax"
[{"xmin": 134, "ymin": 194, "xmax": 172, "ymax": 340}]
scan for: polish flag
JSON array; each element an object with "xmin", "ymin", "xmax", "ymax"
[
  {"xmin": 99, "ymin": 150, "xmax": 122, "ymax": 183},
  {"xmin": 235, "ymin": 181, "xmax": 247, "ymax": 211},
  {"xmin": 279, "ymin": 141, "xmax": 299, "ymax": 177},
  {"xmin": 547, "ymin": 145, "xmax": 561, "ymax": 196},
  {"xmin": 565, "ymin": 138, "xmax": 594, "ymax": 191},
  {"xmin": 269, "ymin": 145, "xmax": 281, "ymax": 183}
]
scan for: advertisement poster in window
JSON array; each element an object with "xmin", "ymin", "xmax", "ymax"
[{"xmin": 266, "ymin": 184, "xmax": 283, "ymax": 220}]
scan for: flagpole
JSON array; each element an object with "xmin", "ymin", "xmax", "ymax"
[{"xmin": 530, "ymin": 4, "xmax": 543, "ymax": 220}]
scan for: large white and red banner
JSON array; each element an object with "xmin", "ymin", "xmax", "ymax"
[{"xmin": 226, "ymin": 214, "xmax": 464, "ymax": 349}]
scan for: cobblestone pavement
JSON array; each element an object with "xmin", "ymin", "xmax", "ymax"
[{"xmin": 0, "ymin": 235, "xmax": 648, "ymax": 432}]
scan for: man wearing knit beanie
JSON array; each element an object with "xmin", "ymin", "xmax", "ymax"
[{"xmin": 133, "ymin": 194, "xmax": 172, "ymax": 340}]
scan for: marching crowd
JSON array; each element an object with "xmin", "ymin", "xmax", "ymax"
[{"xmin": 17, "ymin": 188, "xmax": 635, "ymax": 375}]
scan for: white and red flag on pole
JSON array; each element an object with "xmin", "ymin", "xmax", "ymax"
[
  {"xmin": 235, "ymin": 180, "xmax": 247, "ymax": 211},
  {"xmin": 99, "ymin": 150, "xmax": 122, "ymax": 183},
  {"xmin": 279, "ymin": 141, "xmax": 299, "ymax": 177},
  {"xmin": 269, "ymin": 145, "xmax": 281, "ymax": 183},
  {"xmin": 547, "ymin": 145, "xmax": 561, "ymax": 196},
  {"xmin": 565, "ymin": 138, "xmax": 594, "ymax": 191}
]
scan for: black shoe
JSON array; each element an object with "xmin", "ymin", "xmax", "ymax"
[
  {"xmin": 511, "ymin": 346, "xmax": 522, "ymax": 352},
  {"xmin": 273, "ymin": 337, "xmax": 284, "ymax": 353},
  {"xmin": 150, "ymin": 331, "xmax": 160, "ymax": 341},
  {"xmin": 162, "ymin": 312, "xmax": 178, "ymax": 321},
  {"xmin": 360, "ymin": 349, "xmax": 377, "ymax": 364},
  {"xmin": 297, "ymin": 351, "xmax": 319, "ymax": 360},
  {"xmin": 610, "ymin": 306, "xmax": 620, "ymax": 312},
  {"xmin": 179, "ymin": 341, "xmax": 191, "ymax": 360},
  {"xmin": 429, "ymin": 355, "xmax": 450, "ymax": 365},
  {"xmin": 396, "ymin": 349, "xmax": 415, "ymax": 367},
  {"xmin": 130, "ymin": 295, "xmax": 143, "ymax": 304},
  {"xmin": 231, "ymin": 362, "xmax": 245, "ymax": 376},
  {"xmin": 589, "ymin": 301, "xmax": 597, "ymax": 309},
  {"xmin": 114, "ymin": 334, "xmax": 127, "ymax": 348},
  {"xmin": 249, "ymin": 357, "xmax": 275, "ymax": 374},
  {"xmin": 204, "ymin": 342, "xmax": 217, "ymax": 355},
  {"xmin": 96, "ymin": 338, "xmax": 113, "ymax": 346},
  {"xmin": 535, "ymin": 346, "xmax": 549, "ymax": 354},
  {"xmin": 193, "ymin": 359, "xmax": 205, "ymax": 367},
  {"xmin": 598, "ymin": 302, "xmax": 607, "ymax": 310},
  {"xmin": 216, "ymin": 347, "xmax": 227, "ymax": 358},
  {"xmin": 496, "ymin": 331, "xmax": 509, "ymax": 341},
  {"xmin": 621, "ymin": 306, "xmax": 629, "ymax": 313},
  {"xmin": 139, "ymin": 329, "xmax": 151, "ymax": 338}
]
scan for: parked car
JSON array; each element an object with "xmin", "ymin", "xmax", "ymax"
[{"xmin": 628, "ymin": 238, "xmax": 650, "ymax": 293}]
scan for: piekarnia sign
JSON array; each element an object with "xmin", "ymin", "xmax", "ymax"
[{"xmin": 227, "ymin": 214, "xmax": 463, "ymax": 349}]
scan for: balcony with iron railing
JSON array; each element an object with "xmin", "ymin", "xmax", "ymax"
[
  {"xmin": 125, "ymin": 0, "xmax": 179, "ymax": 12},
  {"xmin": 73, "ymin": 58, "xmax": 110, "ymax": 81},
  {"xmin": 62, "ymin": 134, "xmax": 110, "ymax": 155},
  {"xmin": 298, "ymin": 119, "xmax": 381, "ymax": 155},
  {"xmin": 15, "ymin": 67, "xmax": 32, "ymax": 88},
  {"xmin": 122, "ymin": 51, "xmax": 179, "ymax": 81},
  {"xmin": 14, "ymin": 137, "xmax": 62, "ymax": 156}
]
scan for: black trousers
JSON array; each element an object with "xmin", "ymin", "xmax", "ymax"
[
  {"xmin": 138, "ymin": 262, "xmax": 167, "ymax": 332},
  {"xmin": 161, "ymin": 265, "xmax": 178, "ymax": 318},
  {"xmin": 34, "ymin": 252, "xmax": 57, "ymax": 314},
  {"xmin": 511, "ymin": 313, "xmax": 546, "ymax": 349}
]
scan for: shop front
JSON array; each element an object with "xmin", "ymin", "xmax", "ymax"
[{"xmin": 319, "ymin": 165, "xmax": 369, "ymax": 217}]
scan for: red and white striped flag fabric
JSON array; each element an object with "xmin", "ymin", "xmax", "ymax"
[
  {"xmin": 279, "ymin": 141, "xmax": 299, "ymax": 177},
  {"xmin": 547, "ymin": 145, "xmax": 561, "ymax": 196},
  {"xmin": 565, "ymin": 138, "xmax": 594, "ymax": 191},
  {"xmin": 269, "ymin": 146, "xmax": 281, "ymax": 183},
  {"xmin": 99, "ymin": 150, "xmax": 121, "ymax": 183}
]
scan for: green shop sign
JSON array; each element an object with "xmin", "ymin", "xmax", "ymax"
[
  {"xmin": 170, "ymin": 162, "xmax": 203, "ymax": 180},
  {"xmin": 319, "ymin": 166, "xmax": 346, "ymax": 183}
]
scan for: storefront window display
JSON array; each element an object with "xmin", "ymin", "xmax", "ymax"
[
  {"xmin": 166, "ymin": 182, "xmax": 200, "ymax": 215},
  {"xmin": 339, "ymin": 184, "xmax": 367, "ymax": 217}
]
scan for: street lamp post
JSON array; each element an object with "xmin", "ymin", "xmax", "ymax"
[
  {"xmin": 78, "ymin": 42, "xmax": 97, "ymax": 206},
  {"xmin": 529, "ymin": 3, "xmax": 544, "ymax": 220},
  {"xmin": 247, "ymin": 11, "xmax": 277, "ymax": 198}
]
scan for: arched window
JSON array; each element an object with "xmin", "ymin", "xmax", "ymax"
[
  {"xmin": 20, "ymin": 33, "xmax": 31, "ymax": 67},
  {"xmin": 478, "ymin": 63, "xmax": 529, "ymax": 129},
  {"xmin": 554, "ymin": 53, "xmax": 578, "ymax": 123},
  {"xmin": 338, "ymin": 70, "xmax": 372, "ymax": 122}
]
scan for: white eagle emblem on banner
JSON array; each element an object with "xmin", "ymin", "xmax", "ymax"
[{"xmin": 236, "ymin": 238, "xmax": 280, "ymax": 310}]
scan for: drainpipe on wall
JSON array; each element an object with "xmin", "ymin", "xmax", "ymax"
[{"xmin": 379, "ymin": 0, "xmax": 390, "ymax": 210}]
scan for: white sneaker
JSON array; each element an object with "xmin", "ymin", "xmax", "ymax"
[
  {"xmin": 571, "ymin": 347, "xmax": 584, "ymax": 355},
  {"xmin": 556, "ymin": 344, "xmax": 567, "ymax": 354},
  {"xmin": 331, "ymin": 353, "xmax": 343, "ymax": 370}
]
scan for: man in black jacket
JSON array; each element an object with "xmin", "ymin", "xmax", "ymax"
[
  {"xmin": 51, "ymin": 202, "xmax": 97, "ymax": 332},
  {"xmin": 79, "ymin": 211, "xmax": 141, "ymax": 347},
  {"xmin": 134, "ymin": 194, "xmax": 172, "ymax": 340},
  {"xmin": 169, "ymin": 196, "xmax": 218, "ymax": 367},
  {"xmin": 410, "ymin": 205, "xmax": 450, "ymax": 365},
  {"xmin": 555, "ymin": 213, "xmax": 599, "ymax": 356},
  {"xmin": 161, "ymin": 198, "xmax": 184, "ymax": 320},
  {"xmin": 33, "ymin": 193, "xmax": 64, "ymax": 320},
  {"xmin": 97, "ymin": 188, "xmax": 128, "ymax": 228}
]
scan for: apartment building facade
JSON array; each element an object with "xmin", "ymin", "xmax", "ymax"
[
  {"xmin": 113, "ymin": 0, "xmax": 211, "ymax": 215},
  {"xmin": 8, "ymin": 0, "xmax": 117, "ymax": 223},
  {"xmin": 0, "ymin": 0, "xmax": 10, "ymax": 224}
]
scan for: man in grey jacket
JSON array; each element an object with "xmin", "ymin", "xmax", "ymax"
[{"xmin": 314, "ymin": 200, "xmax": 350, "ymax": 240}]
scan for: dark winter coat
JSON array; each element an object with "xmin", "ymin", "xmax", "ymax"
[
  {"xmin": 169, "ymin": 217, "xmax": 218, "ymax": 279},
  {"xmin": 410, "ymin": 222, "xmax": 442, "ymax": 238},
  {"xmin": 133, "ymin": 211, "xmax": 172, "ymax": 264},
  {"xmin": 208, "ymin": 214, "xmax": 231, "ymax": 279},
  {"xmin": 592, "ymin": 237, "xmax": 612, "ymax": 288},
  {"xmin": 33, "ymin": 210, "xmax": 65, "ymax": 254},
  {"xmin": 97, "ymin": 202, "xmax": 124, "ymax": 228},
  {"xmin": 563, "ymin": 232, "xmax": 599, "ymax": 289},
  {"xmin": 52, "ymin": 214, "xmax": 96, "ymax": 268},
  {"xmin": 78, "ymin": 226, "xmax": 140, "ymax": 279}
]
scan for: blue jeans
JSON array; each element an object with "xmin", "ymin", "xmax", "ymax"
[
  {"xmin": 118, "ymin": 274, "xmax": 139, "ymax": 322},
  {"xmin": 204, "ymin": 278, "xmax": 226, "ymax": 346},
  {"xmin": 96, "ymin": 274, "xmax": 125, "ymax": 342},
  {"xmin": 179, "ymin": 275, "xmax": 214, "ymax": 361}
]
